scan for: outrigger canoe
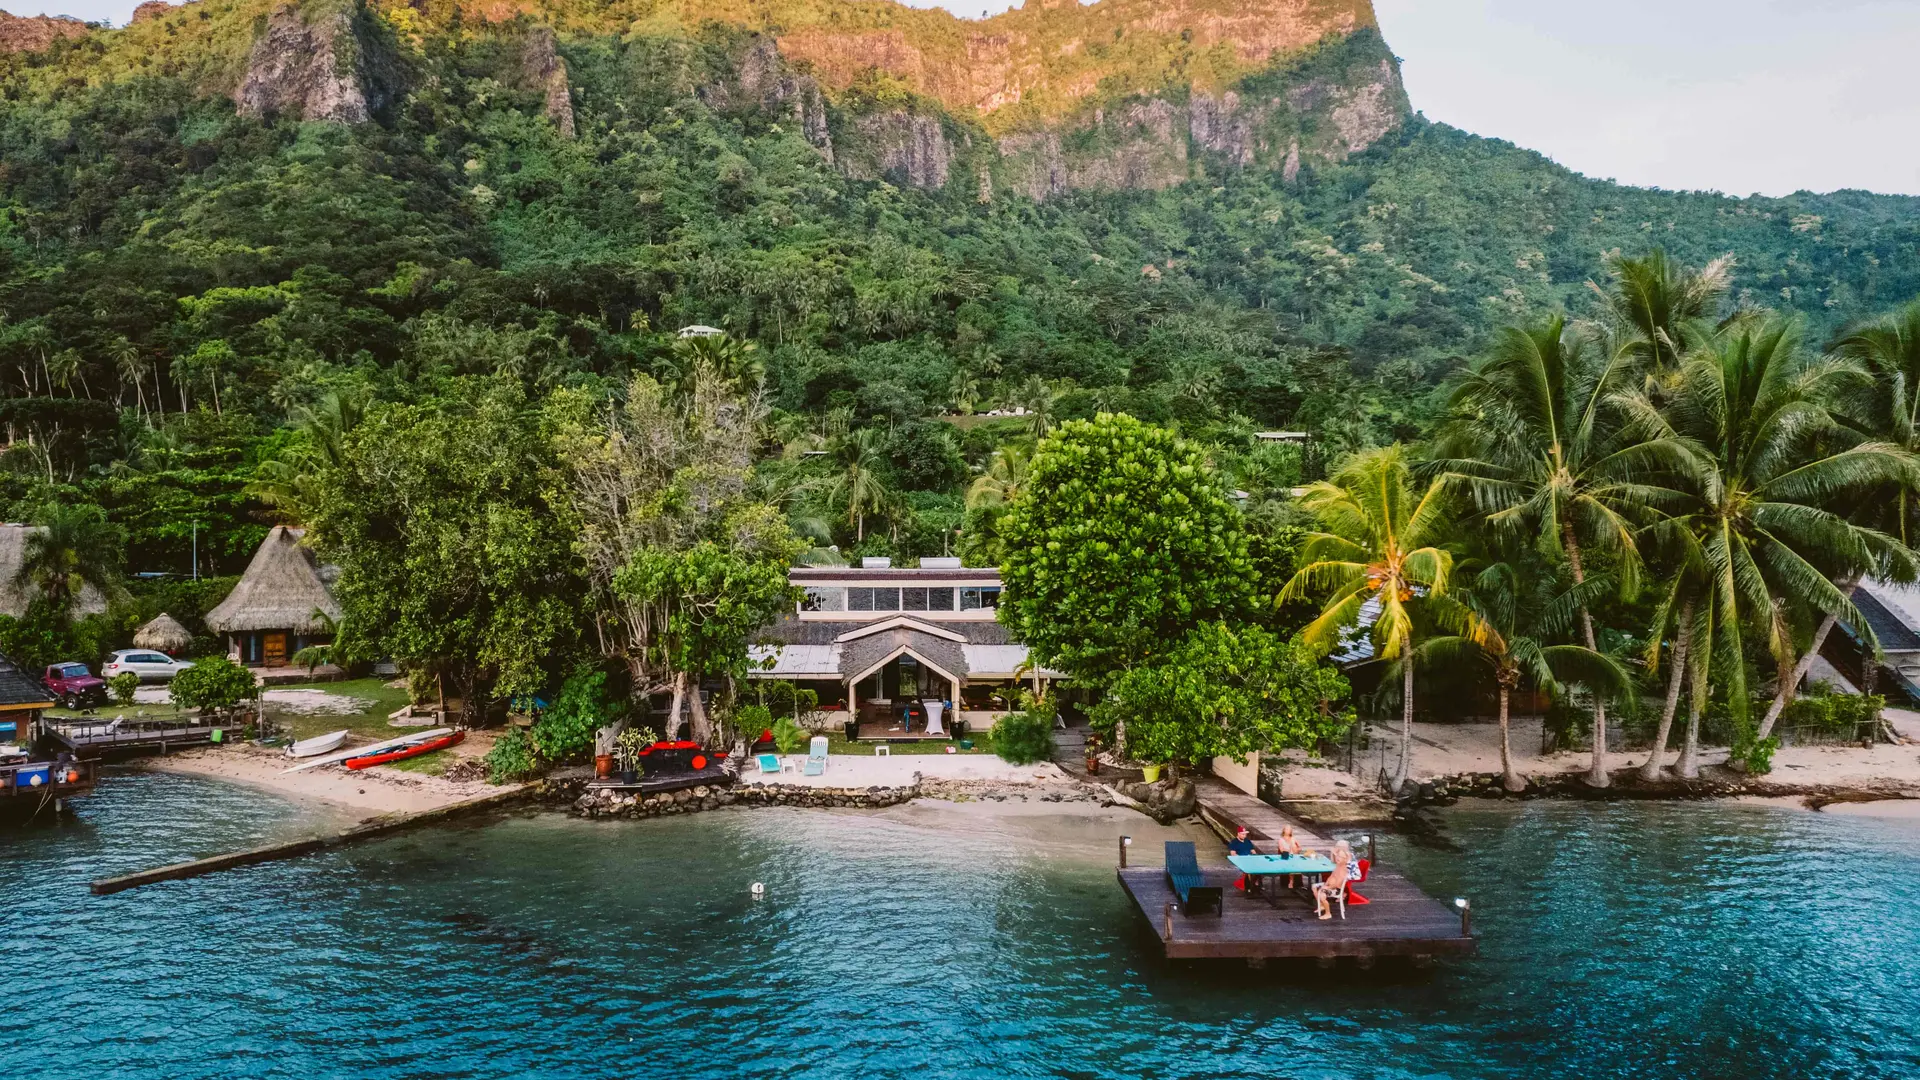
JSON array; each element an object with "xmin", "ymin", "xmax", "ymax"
[{"xmin": 344, "ymin": 730, "xmax": 465, "ymax": 770}]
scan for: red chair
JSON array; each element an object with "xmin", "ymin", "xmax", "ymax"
[{"xmin": 1346, "ymin": 858, "xmax": 1371, "ymax": 906}]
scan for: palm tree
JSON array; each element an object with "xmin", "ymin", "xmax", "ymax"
[
  {"xmin": 669, "ymin": 333, "xmax": 763, "ymax": 393},
  {"xmin": 1436, "ymin": 315, "xmax": 1682, "ymax": 786},
  {"xmin": 1620, "ymin": 317, "xmax": 1917, "ymax": 768},
  {"xmin": 252, "ymin": 391, "xmax": 367, "ymax": 522},
  {"xmin": 965, "ymin": 444, "xmax": 1030, "ymax": 510},
  {"xmin": 46, "ymin": 349, "xmax": 82, "ymax": 399},
  {"xmin": 1430, "ymin": 557, "xmax": 1633, "ymax": 792},
  {"xmin": 15, "ymin": 503, "xmax": 126, "ymax": 614},
  {"xmin": 1281, "ymin": 445, "xmax": 1462, "ymax": 793},
  {"xmin": 112, "ymin": 336, "xmax": 147, "ymax": 416},
  {"xmin": 948, "ymin": 369, "xmax": 980, "ymax": 416},
  {"xmin": 1589, "ymin": 249, "xmax": 1733, "ymax": 379},
  {"xmin": 1010, "ymin": 375, "xmax": 1056, "ymax": 441},
  {"xmin": 823, "ymin": 428, "xmax": 892, "ymax": 542}
]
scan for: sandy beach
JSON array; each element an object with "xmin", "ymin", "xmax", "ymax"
[
  {"xmin": 1265, "ymin": 707, "xmax": 1920, "ymax": 797},
  {"xmin": 139, "ymin": 735, "xmax": 505, "ymax": 815}
]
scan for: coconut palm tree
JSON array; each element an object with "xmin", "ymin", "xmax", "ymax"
[
  {"xmin": 15, "ymin": 503, "xmax": 126, "ymax": 614},
  {"xmin": 251, "ymin": 391, "xmax": 367, "ymax": 522},
  {"xmin": 1427, "ymin": 556, "xmax": 1632, "ymax": 792},
  {"xmin": 1010, "ymin": 375, "xmax": 1056, "ymax": 441},
  {"xmin": 1436, "ymin": 315, "xmax": 1683, "ymax": 786},
  {"xmin": 1589, "ymin": 248, "xmax": 1733, "ymax": 379},
  {"xmin": 668, "ymin": 333, "xmax": 763, "ymax": 393},
  {"xmin": 112, "ymin": 336, "xmax": 147, "ymax": 416},
  {"xmin": 823, "ymin": 427, "xmax": 892, "ymax": 542},
  {"xmin": 1618, "ymin": 317, "xmax": 1918, "ymax": 768},
  {"xmin": 965, "ymin": 444, "xmax": 1030, "ymax": 510},
  {"xmin": 1280, "ymin": 445, "xmax": 1462, "ymax": 792}
]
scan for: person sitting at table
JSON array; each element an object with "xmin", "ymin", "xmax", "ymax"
[
  {"xmin": 1276, "ymin": 824, "xmax": 1304, "ymax": 886},
  {"xmin": 1227, "ymin": 826, "xmax": 1255, "ymax": 856},
  {"xmin": 1312, "ymin": 840, "xmax": 1355, "ymax": 921}
]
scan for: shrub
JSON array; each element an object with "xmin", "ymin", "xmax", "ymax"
[
  {"xmin": 108, "ymin": 671, "xmax": 139, "ymax": 706},
  {"xmin": 530, "ymin": 665, "xmax": 623, "ymax": 763},
  {"xmin": 169, "ymin": 656, "xmax": 255, "ymax": 712},
  {"xmin": 769, "ymin": 714, "xmax": 808, "ymax": 754},
  {"xmin": 485, "ymin": 727, "xmax": 541, "ymax": 784},
  {"xmin": 992, "ymin": 706, "xmax": 1055, "ymax": 766}
]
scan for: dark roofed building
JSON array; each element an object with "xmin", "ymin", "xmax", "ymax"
[{"xmin": 749, "ymin": 558, "xmax": 1059, "ymax": 739}]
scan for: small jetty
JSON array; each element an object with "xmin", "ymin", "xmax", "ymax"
[
  {"xmin": 1117, "ymin": 777, "xmax": 1476, "ymax": 964},
  {"xmin": 46, "ymin": 719, "xmax": 225, "ymax": 757}
]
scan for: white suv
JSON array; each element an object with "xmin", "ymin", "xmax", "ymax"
[{"xmin": 102, "ymin": 650, "xmax": 195, "ymax": 683}]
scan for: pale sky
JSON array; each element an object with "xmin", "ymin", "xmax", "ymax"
[{"xmin": 17, "ymin": 0, "xmax": 1918, "ymax": 197}]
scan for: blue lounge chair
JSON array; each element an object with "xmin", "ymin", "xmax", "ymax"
[
  {"xmin": 1165, "ymin": 841, "xmax": 1223, "ymax": 916},
  {"xmin": 803, "ymin": 735, "xmax": 828, "ymax": 777},
  {"xmin": 757, "ymin": 753, "xmax": 782, "ymax": 775}
]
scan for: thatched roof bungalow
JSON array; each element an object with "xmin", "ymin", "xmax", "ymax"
[
  {"xmin": 205, "ymin": 526, "xmax": 341, "ymax": 668},
  {"xmin": 133, "ymin": 612, "xmax": 194, "ymax": 654},
  {"xmin": 0, "ymin": 524, "xmax": 108, "ymax": 619}
]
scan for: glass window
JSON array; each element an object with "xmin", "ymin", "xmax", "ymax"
[
  {"xmin": 802, "ymin": 587, "xmax": 846, "ymax": 612},
  {"xmin": 902, "ymin": 587, "xmax": 928, "ymax": 611},
  {"xmin": 960, "ymin": 587, "xmax": 1002, "ymax": 610},
  {"xmin": 926, "ymin": 587, "xmax": 955, "ymax": 611},
  {"xmin": 848, "ymin": 588, "xmax": 899, "ymax": 612}
]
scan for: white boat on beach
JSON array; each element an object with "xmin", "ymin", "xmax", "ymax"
[{"xmin": 285, "ymin": 729, "xmax": 351, "ymax": 759}]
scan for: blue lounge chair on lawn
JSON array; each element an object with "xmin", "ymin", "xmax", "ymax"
[
  {"xmin": 1165, "ymin": 841, "xmax": 1223, "ymax": 916},
  {"xmin": 803, "ymin": 735, "xmax": 828, "ymax": 777}
]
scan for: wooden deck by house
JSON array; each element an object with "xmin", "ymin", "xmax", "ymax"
[
  {"xmin": 46, "ymin": 720, "xmax": 225, "ymax": 757},
  {"xmin": 1116, "ymin": 775, "xmax": 1476, "ymax": 963}
]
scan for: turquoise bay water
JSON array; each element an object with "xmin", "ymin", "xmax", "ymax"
[{"xmin": 6, "ymin": 773, "xmax": 1920, "ymax": 1079}]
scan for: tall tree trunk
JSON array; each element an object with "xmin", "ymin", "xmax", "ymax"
[
  {"xmin": 1563, "ymin": 525, "xmax": 1610, "ymax": 787},
  {"xmin": 1675, "ymin": 662, "xmax": 1704, "ymax": 779},
  {"xmin": 1639, "ymin": 594, "xmax": 1695, "ymax": 782},
  {"xmin": 1755, "ymin": 576, "xmax": 1859, "ymax": 741},
  {"xmin": 688, "ymin": 678, "xmax": 713, "ymax": 747},
  {"xmin": 1497, "ymin": 676, "xmax": 1524, "ymax": 793},
  {"xmin": 1393, "ymin": 657, "xmax": 1414, "ymax": 794},
  {"xmin": 665, "ymin": 671, "xmax": 687, "ymax": 740}
]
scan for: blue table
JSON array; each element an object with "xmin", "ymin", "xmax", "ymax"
[{"xmin": 1228, "ymin": 853, "xmax": 1336, "ymax": 907}]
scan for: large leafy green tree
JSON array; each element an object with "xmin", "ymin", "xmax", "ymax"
[
  {"xmin": 305, "ymin": 379, "xmax": 582, "ymax": 722},
  {"xmin": 1095, "ymin": 623, "xmax": 1352, "ymax": 768},
  {"xmin": 998, "ymin": 413, "xmax": 1251, "ymax": 692},
  {"xmin": 1281, "ymin": 445, "xmax": 1462, "ymax": 792}
]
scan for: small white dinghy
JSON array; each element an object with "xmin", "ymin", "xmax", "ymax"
[{"xmin": 285, "ymin": 728, "xmax": 351, "ymax": 759}]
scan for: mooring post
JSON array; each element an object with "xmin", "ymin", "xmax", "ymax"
[
  {"xmin": 1119, "ymin": 835, "xmax": 1131, "ymax": 868},
  {"xmin": 1455, "ymin": 897, "xmax": 1471, "ymax": 935},
  {"xmin": 1163, "ymin": 902, "xmax": 1174, "ymax": 941},
  {"xmin": 1366, "ymin": 833, "xmax": 1376, "ymax": 864}
]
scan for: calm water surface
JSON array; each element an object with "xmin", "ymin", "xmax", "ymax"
[{"xmin": 6, "ymin": 772, "xmax": 1920, "ymax": 1079}]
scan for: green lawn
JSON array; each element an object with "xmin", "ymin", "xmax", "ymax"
[{"xmin": 267, "ymin": 678, "xmax": 415, "ymax": 741}]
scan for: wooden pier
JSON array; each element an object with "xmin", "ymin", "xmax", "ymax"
[
  {"xmin": 46, "ymin": 720, "xmax": 224, "ymax": 757},
  {"xmin": 1116, "ymin": 776, "xmax": 1476, "ymax": 963}
]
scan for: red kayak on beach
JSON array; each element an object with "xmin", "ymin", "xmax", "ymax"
[{"xmin": 344, "ymin": 731, "xmax": 466, "ymax": 770}]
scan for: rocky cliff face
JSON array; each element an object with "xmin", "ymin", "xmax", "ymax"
[
  {"xmin": 519, "ymin": 24, "xmax": 575, "ymax": 138},
  {"xmin": 234, "ymin": 2, "xmax": 393, "ymax": 124},
  {"xmin": 0, "ymin": 10, "xmax": 88, "ymax": 53}
]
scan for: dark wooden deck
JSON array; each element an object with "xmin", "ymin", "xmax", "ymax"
[
  {"xmin": 1115, "ymin": 774, "xmax": 1475, "ymax": 962},
  {"xmin": 47, "ymin": 721, "xmax": 223, "ymax": 757},
  {"xmin": 585, "ymin": 761, "xmax": 733, "ymax": 795},
  {"xmin": 1117, "ymin": 864, "xmax": 1474, "ymax": 960}
]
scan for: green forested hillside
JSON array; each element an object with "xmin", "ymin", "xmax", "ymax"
[{"xmin": 0, "ymin": 0, "xmax": 1915, "ymax": 582}]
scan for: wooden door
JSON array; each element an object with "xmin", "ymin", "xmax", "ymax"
[{"xmin": 263, "ymin": 631, "xmax": 288, "ymax": 667}]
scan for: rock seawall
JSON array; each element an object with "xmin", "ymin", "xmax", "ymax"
[{"xmin": 574, "ymin": 780, "xmax": 921, "ymax": 819}]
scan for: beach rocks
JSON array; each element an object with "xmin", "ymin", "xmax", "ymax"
[{"xmin": 570, "ymin": 781, "xmax": 920, "ymax": 820}]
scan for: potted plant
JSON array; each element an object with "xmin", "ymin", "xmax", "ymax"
[
  {"xmin": 615, "ymin": 727, "xmax": 653, "ymax": 784},
  {"xmin": 1084, "ymin": 731, "xmax": 1102, "ymax": 776}
]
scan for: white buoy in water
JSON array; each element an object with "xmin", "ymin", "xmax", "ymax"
[{"xmin": 751, "ymin": 882, "xmax": 765, "ymax": 898}]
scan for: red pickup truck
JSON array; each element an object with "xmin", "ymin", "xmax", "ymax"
[{"xmin": 41, "ymin": 663, "xmax": 107, "ymax": 710}]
